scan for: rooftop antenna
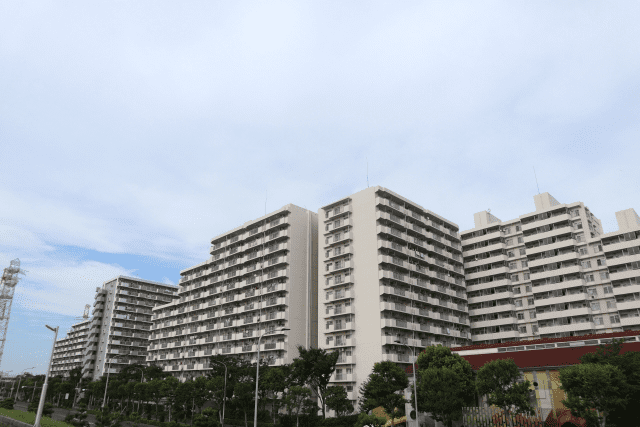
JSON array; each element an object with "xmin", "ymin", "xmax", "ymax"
[
  {"xmin": 533, "ymin": 166, "xmax": 540, "ymax": 195},
  {"xmin": 366, "ymin": 157, "xmax": 369, "ymax": 188}
]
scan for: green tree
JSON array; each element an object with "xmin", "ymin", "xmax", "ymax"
[
  {"xmin": 194, "ymin": 407, "xmax": 220, "ymax": 427},
  {"xmin": 358, "ymin": 361, "xmax": 408, "ymax": 427},
  {"xmin": 290, "ymin": 346, "xmax": 339, "ymax": 419},
  {"xmin": 231, "ymin": 380, "xmax": 255, "ymax": 427},
  {"xmin": 284, "ymin": 386, "xmax": 314, "ymax": 427},
  {"xmin": 414, "ymin": 345, "xmax": 476, "ymax": 427},
  {"xmin": 161, "ymin": 376, "xmax": 181, "ymax": 422},
  {"xmin": 476, "ymin": 358, "xmax": 535, "ymax": 427},
  {"xmin": 261, "ymin": 364, "xmax": 289, "ymax": 423},
  {"xmin": 0, "ymin": 397, "xmax": 15, "ymax": 409},
  {"xmin": 577, "ymin": 338, "xmax": 640, "ymax": 426},
  {"xmin": 559, "ymin": 363, "xmax": 628, "ymax": 427},
  {"xmin": 146, "ymin": 378, "xmax": 165, "ymax": 419},
  {"xmin": 28, "ymin": 400, "xmax": 54, "ymax": 417},
  {"xmin": 353, "ymin": 413, "xmax": 387, "ymax": 427},
  {"xmin": 324, "ymin": 386, "xmax": 354, "ymax": 417},
  {"xmin": 95, "ymin": 405, "xmax": 124, "ymax": 427}
]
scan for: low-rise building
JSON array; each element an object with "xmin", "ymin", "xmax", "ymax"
[{"xmin": 51, "ymin": 319, "xmax": 91, "ymax": 377}]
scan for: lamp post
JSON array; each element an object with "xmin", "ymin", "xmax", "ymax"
[
  {"xmin": 211, "ymin": 360, "xmax": 228, "ymax": 427},
  {"xmin": 102, "ymin": 359, "xmax": 113, "ymax": 409},
  {"xmin": 254, "ymin": 327, "xmax": 289, "ymax": 427},
  {"xmin": 14, "ymin": 367, "xmax": 35, "ymax": 400},
  {"xmin": 34, "ymin": 325, "xmax": 59, "ymax": 427},
  {"xmin": 395, "ymin": 340, "xmax": 419, "ymax": 427}
]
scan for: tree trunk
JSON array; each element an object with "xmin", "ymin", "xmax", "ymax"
[
  {"xmin": 244, "ymin": 410, "xmax": 248, "ymax": 427},
  {"xmin": 296, "ymin": 414, "xmax": 299, "ymax": 427}
]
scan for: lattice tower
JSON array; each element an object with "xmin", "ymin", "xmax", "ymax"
[{"xmin": 0, "ymin": 259, "xmax": 26, "ymax": 369}]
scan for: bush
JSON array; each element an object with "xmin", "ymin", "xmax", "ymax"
[
  {"xmin": 0, "ymin": 398, "xmax": 15, "ymax": 410},
  {"xmin": 319, "ymin": 415, "xmax": 359, "ymax": 427},
  {"xmin": 194, "ymin": 408, "xmax": 220, "ymax": 427},
  {"xmin": 27, "ymin": 400, "xmax": 54, "ymax": 417},
  {"xmin": 278, "ymin": 414, "xmax": 321, "ymax": 427}
]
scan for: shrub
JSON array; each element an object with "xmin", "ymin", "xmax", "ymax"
[
  {"xmin": 194, "ymin": 408, "xmax": 220, "ymax": 427},
  {"xmin": 319, "ymin": 415, "xmax": 359, "ymax": 427},
  {"xmin": 0, "ymin": 398, "xmax": 15, "ymax": 410},
  {"xmin": 27, "ymin": 401, "xmax": 54, "ymax": 417}
]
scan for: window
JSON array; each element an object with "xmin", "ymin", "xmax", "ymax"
[
  {"xmin": 532, "ymin": 325, "xmax": 539, "ymax": 334},
  {"xmin": 520, "ymin": 249, "xmax": 526, "ymax": 255},
  {"xmin": 579, "ymin": 248, "xmax": 588, "ymax": 255},
  {"xmin": 524, "ymin": 273, "xmax": 531, "ymax": 280},
  {"xmin": 576, "ymin": 222, "xmax": 583, "ymax": 229},
  {"xmin": 585, "ymin": 274, "xmax": 595, "ymax": 282},
  {"xmin": 527, "ymin": 298, "xmax": 534, "ymax": 306},
  {"xmin": 509, "ymin": 262, "xmax": 517, "ymax": 269},
  {"xmin": 597, "ymin": 259, "xmax": 605, "ymax": 266},
  {"xmin": 529, "ymin": 310, "xmax": 536, "ymax": 319},
  {"xmin": 581, "ymin": 261, "xmax": 592, "ymax": 269},
  {"xmin": 603, "ymin": 285, "xmax": 613, "ymax": 294},
  {"xmin": 325, "ymin": 211, "xmax": 329, "ymax": 218},
  {"xmin": 513, "ymin": 286, "xmax": 521, "ymax": 294},
  {"xmin": 591, "ymin": 302, "xmax": 601, "ymax": 311},
  {"xmin": 593, "ymin": 244, "xmax": 603, "ymax": 253},
  {"xmin": 516, "ymin": 225, "xmax": 522, "ymax": 232},
  {"xmin": 519, "ymin": 326, "xmax": 527, "ymax": 333},
  {"xmin": 325, "ymin": 224, "xmax": 329, "ymax": 231},
  {"xmin": 334, "ymin": 233, "xmax": 341, "ymax": 242},
  {"xmin": 326, "ymin": 251, "xmax": 330, "ymax": 257},
  {"xmin": 504, "ymin": 228, "xmax": 511, "ymax": 235},
  {"xmin": 515, "ymin": 300, "xmax": 523, "ymax": 307},
  {"xmin": 600, "ymin": 272, "xmax": 610, "ymax": 280},
  {"xmin": 594, "ymin": 316, "xmax": 604, "ymax": 325},
  {"xmin": 517, "ymin": 313, "xmax": 524, "ymax": 320},
  {"xmin": 518, "ymin": 237, "xmax": 524, "ymax": 244},
  {"xmin": 526, "ymin": 285, "xmax": 532, "ymax": 292},
  {"xmin": 512, "ymin": 275, "xmax": 520, "ymax": 282},
  {"xmin": 334, "ymin": 220, "xmax": 341, "ymax": 228},
  {"xmin": 610, "ymin": 315, "xmax": 620, "ymax": 324},
  {"xmin": 587, "ymin": 288, "xmax": 597, "ymax": 297},
  {"xmin": 506, "ymin": 239, "xmax": 513, "ymax": 246},
  {"xmin": 326, "ymin": 263, "xmax": 332, "ymax": 271},
  {"xmin": 521, "ymin": 260, "xmax": 528, "ymax": 268},
  {"xmin": 508, "ymin": 252, "xmax": 515, "ymax": 258},
  {"xmin": 606, "ymin": 300, "xmax": 616, "ymax": 309}
]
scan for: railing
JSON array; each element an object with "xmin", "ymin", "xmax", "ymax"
[{"xmin": 264, "ymin": 343, "xmax": 277, "ymax": 349}]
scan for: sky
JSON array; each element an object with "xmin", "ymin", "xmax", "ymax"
[{"xmin": 1, "ymin": 1, "xmax": 639, "ymax": 375}]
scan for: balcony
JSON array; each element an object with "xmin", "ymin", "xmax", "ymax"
[
  {"xmin": 380, "ymin": 318, "xmax": 414, "ymax": 330},
  {"xmin": 466, "ymin": 267, "xmax": 509, "ymax": 281},
  {"xmin": 521, "ymin": 213, "xmax": 571, "ymax": 232},
  {"xmin": 332, "ymin": 372, "xmax": 355, "ymax": 382},
  {"xmin": 606, "ymin": 254, "xmax": 640, "ymax": 269},
  {"xmin": 333, "ymin": 338, "xmax": 355, "ymax": 348},
  {"xmin": 464, "ymin": 242, "xmax": 506, "ymax": 257},
  {"xmin": 326, "ymin": 320, "xmax": 355, "ymax": 332},
  {"xmin": 537, "ymin": 292, "xmax": 586, "ymax": 307},
  {"xmin": 468, "ymin": 291, "xmax": 513, "ymax": 305},
  {"xmin": 466, "ymin": 279, "xmax": 512, "ymax": 293},
  {"xmin": 530, "ymin": 265, "xmax": 581, "ymax": 281},
  {"xmin": 527, "ymin": 239, "xmax": 577, "ymax": 256},
  {"xmin": 471, "ymin": 317, "xmax": 517, "ymax": 329},
  {"xmin": 473, "ymin": 330, "xmax": 520, "ymax": 341},
  {"xmin": 613, "ymin": 284, "xmax": 640, "ymax": 296},
  {"xmin": 523, "ymin": 225, "xmax": 573, "ymax": 245},
  {"xmin": 261, "ymin": 341, "xmax": 285, "ymax": 351},
  {"xmin": 377, "ymin": 225, "xmax": 406, "ymax": 242},
  {"xmin": 469, "ymin": 304, "xmax": 516, "ymax": 317},
  {"xmin": 610, "ymin": 269, "xmax": 640, "ymax": 281},
  {"xmin": 464, "ymin": 254, "xmax": 508, "ymax": 270},
  {"xmin": 615, "ymin": 300, "xmax": 640, "ymax": 311},
  {"xmin": 538, "ymin": 321, "xmax": 593, "ymax": 335},
  {"xmin": 620, "ymin": 315, "xmax": 640, "ymax": 327},
  {"xmin": 528, "ymin": 252, "xmax": 579, "ymax": 269},
  {"xmin": 531, "ymin": 279, "xmax": 584, "ymax": 295},
  {"xmin": 536, "ymin": 306, "xmax": 591, "ymax": 321},
  {"xmin": 463, "ymin": 230, "xmax": 503, "ymax": 247}
]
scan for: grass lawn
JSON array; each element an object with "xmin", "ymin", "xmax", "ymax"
[{"xmin": 0, "ymin": 408, "xmax": 72, "ymax": 427}]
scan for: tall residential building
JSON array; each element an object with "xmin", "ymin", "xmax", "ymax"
[
  {"xmin": 462, "ymin": 193, "xmax": 640, "ymax": 345},
  {"xmin": 318, "ymin": 186, "xmax": 470, "ymax": 413},
  {"xmin": 147, "ymin": 204, "xmax": 318, "ymax": 381},
  {"xmin": 82, "ymin": 276, "xmax": 178, "ymax": 380},
  {"xmin": 51, "ymin": 319, "xmax": 91, "ymax": 378}
]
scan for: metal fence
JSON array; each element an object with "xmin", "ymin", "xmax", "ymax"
[{"xmin": 461, "ymin": 407, "xmax": 547, "ymax": 427}]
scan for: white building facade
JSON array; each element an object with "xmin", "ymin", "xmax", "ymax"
[
  {"xmin": 51, "ymin": 319, "xmax": 91, "ymax": 378},
  {"xmin": 146, "ymin": 204, "xmax": 318, "ymax": 381},
  {"xmin": 318, "ymin": 186, "xmax": 470, "ymax": 414},
  {"xmin": 81, "ymin": 276, "xmax": 178, "ymax": 380},
  {"xmin": 462, "ymin": 193, "xmax": 640, "ymax": 345}
]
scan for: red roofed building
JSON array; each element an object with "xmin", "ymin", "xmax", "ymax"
[{"xmin": 403, "ymin": 330, "xmax": 640, "ymax": 427}]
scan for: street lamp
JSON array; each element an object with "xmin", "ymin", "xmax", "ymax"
[
  {"xmin": 14, "ymin": 367, "xmax": 35, "ymax": 400},
  {"xmin": 395, "ymin": 340, "xmax": 419, "ymax": 427},
  {"xmin": 254, "ymin": 327, "xmax": 289, "ymax": 427},
  {"xmin": 34, "ymin": 325, "xmax": 59, "ymax": 427},
  {"xmin": 102, "ymin": 359, "xmax": 113, "ymax": 409},
  {"xmin": 211, "ymin": 360, "xmax": 228, "ymax": 427}
]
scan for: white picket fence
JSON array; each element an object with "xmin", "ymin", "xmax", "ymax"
[{"xmin": 461, "ymin": 407, "xmax": 547, "ymax": 427}]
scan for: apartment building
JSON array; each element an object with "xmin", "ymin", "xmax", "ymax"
[
  {"xmin": 146, "ymin": 204, "xmax": 318, "ymax": 381},
  {"xmin": 318, "ymin": 186, "xmax": 470, "ymax": 413},
  {"xmin": 51, "ymin": 319, "xmax": 91, "ymax": 378},
  {"xmin": 81, "ymin": 276, "xmax": 178, "ymax": 380},
  {"xmin": 462, "ymin": 192, "xmax": 640, "ymax": 345}
]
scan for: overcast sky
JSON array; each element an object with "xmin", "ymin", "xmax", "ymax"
[{"xmin": 1, "ymin": 1, "xmax": 639, "ymax": 375}]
